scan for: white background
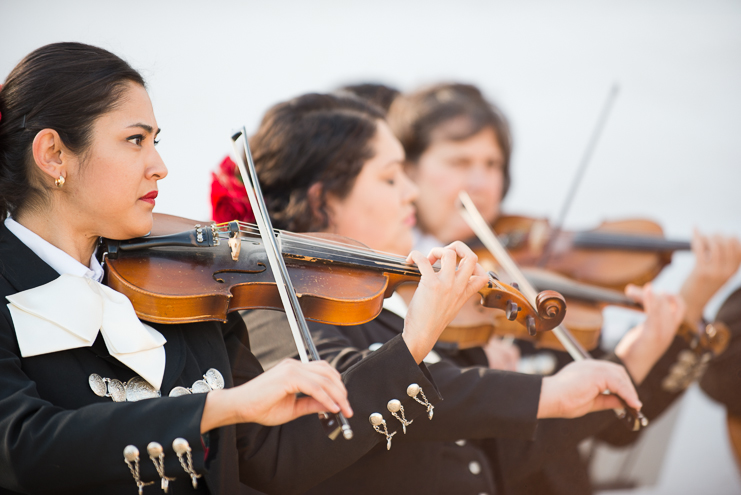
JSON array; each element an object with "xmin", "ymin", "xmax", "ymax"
[{"xmin": 2, "ymin": 1, "xmax": 740, "ymax": 493}]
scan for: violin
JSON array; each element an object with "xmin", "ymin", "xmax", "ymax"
[
  {"xmin": 103, "ymin": 214, "xmax": 567, "ymax": 334},
  {"xmin": 458, "ymin": 191, "xmax": 661, "ymax": 431},
  {"xmin": 494, "ymin": 214, "xmax": 690, "ymax": 290},
  {"xmin": 441, "ymin": 261, "xmax": 731, "ymax": 357},
  {"xmin": 440, "ymin": 266, "xmax": 639, "ymax": 352},
  {"xmin": 444, "ymin": 191, "xmax": 729, "ymax": 356}
]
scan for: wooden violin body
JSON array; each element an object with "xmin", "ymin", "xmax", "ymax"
[
  {"xmin": 104, "ymin": 214, "xmax": 567, "ymax": 333},
  {"xmin": 494, "ymin": 215, "xmax": 690, "ymax": 290}
]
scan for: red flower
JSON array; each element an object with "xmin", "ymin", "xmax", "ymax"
[{"xmin": 210, "ymin": 156, "xmax": 255, "ymax": 224}]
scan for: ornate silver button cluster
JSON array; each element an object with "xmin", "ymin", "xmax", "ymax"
[
  {"xmin": 369, "ymin": 412, "xmax": 396, "ymax": 451},
  {"xmin": 89, "ymin": 369, "xmax": 224, "ymax": 402},
  {"xmin": 123, "ymin": 445, "xmax": 154, "ymax": 495},
  {"xmin": 368, "ymin": 384, "xmax": 435, "ymax": 451},
  {"xmin": 147, "ymin": 442, "xmax": 175, "ymax": 492},
  {"xmin": 169, "ymin": 368, "xmax": 225, "ymax": 397},
  {"xmin": 387, "ymin": 399, "xmax": 413, "ymax": 434},
  {"xmin": 662, "ymin": 350, "xmax": 711, "ymax": 393},
  {"xmin": 407, "ymin": 383, "xmax": 434, "ymax": 420},
  {"xmin": 123, "ymin": 438, "xmax": 201, "ymax": 493},
  {"xmin": 89, "ymin": 374, "xmax": 160, "ymax": 402},
  {"xmin": 173, "ymin": 437, "xmax": 202, "ymax": 489}
]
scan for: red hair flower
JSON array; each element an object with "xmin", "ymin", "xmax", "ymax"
[{"xmin": 210, "ymin": 156, "xmax": 255, "ymax": 224}]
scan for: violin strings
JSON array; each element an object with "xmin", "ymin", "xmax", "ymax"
[
  {"xmin": 222, "ymin": 226, "xmax": 410, "ymax": 267},
  {"xmin": 213, "ymin": 221, "xmax": 418, "ymax": 270},
  {"xmin": 221, "ymin": 222, "xmax": 448, "ymax": 273},
  {"xmin": 212, "ymin": 221, "xmax": 454, "ymax": 274},
  {"xmin": 211, "ymin": 222, "xmax": 436, "ymax": 267}
]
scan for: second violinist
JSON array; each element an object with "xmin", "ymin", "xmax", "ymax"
[{"xmin": 223, "ymin": 92, "xmax": 647, "ymax": 495}]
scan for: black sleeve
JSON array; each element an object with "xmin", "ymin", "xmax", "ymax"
[
  {"xmin": 224, "ymin": 312, "xmax": 443, "ymax": 494},
  {"xmin": 596, "ymin": 336, "xmax": 693, "ymax": 446},
  {"xmin": 700, "ymin": 287, "xmax": 741, "ymax": 415},
  {"xmin": 0, "ymin": 309, "xmax": 210, "ymax": 493},
  {"xmin": 700, "ymin": 339, "xmax": 741, "ymax": 415},
  {"xmin": 245, "ymin": 310, "xmax": 541, "ymax": 445},
  {"xmin": 405, "ymin": 359, "xmax": 542, "ymax": 441},
  {"xmin": 495, "ymin": 337, "xmax": 695, "ymax": 485}
]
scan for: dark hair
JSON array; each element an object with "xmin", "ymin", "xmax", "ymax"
[
  {"xmin": 336, "ymin": 83, "xmax": 400, "ymax": 114},
  {"xmin": 0, "ymin": 42, "xmax": 145, "ymax": 218},
  {"xmin": 387, "ymin": 83, "xmax": 512, "ymax": 199},
  {"xmin": 250, "ymin": 93, "xmax": 385, "ymax": 232}
]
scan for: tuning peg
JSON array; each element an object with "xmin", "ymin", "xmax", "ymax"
[
  {"xmin": 506, "ymin": 300, "xmax": 519, "ymax": 321},
  {"xmin": 527, "ymin": 315, "xmax": 537, "ymax": 336}
]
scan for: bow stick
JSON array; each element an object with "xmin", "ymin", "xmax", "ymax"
[
  {"xmin": 538, "ymin": 84, "xmax": 620, "ymax": 267},
  {"xmin": 459, "ymin": 191, "xmax": 648, "ymax": 431},
  {"xmin": 231, "ymin": 128, "xmax": 353, "ymax": 441}
]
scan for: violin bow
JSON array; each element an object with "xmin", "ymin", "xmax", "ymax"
[
  {"xmin": 230, "ymin": 128, "xmax": 354, "ymax": 441},
  {"xmin": 538, "ymin": 83, "xmax": 620, "ymax": 268},
  {"xmin": 459, "ymin": 191, "xmax": 648, "ymax": 431}
]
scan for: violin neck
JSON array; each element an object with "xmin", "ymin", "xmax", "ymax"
[
  {"xmin": 572, "ymin": 231, "xmax": 691, "ymax": 252},
  {"xmin": 523, "ymin": 271, "xmax": 640, "ymax": 309}
]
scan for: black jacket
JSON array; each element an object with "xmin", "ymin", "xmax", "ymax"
[
  {"xmin": 700, "ymin": 287, "xmax": 741, "ymax": 416},
  {"xmin": 470, "ymin": 335, "xmax": 694, "ymax": 495},
  {"xmin": 247, "ymin": 308, "xmax": 543, "ymax": 495},
  {"xmin": 0, "ymin": 223, "xmax": 441, "ymax": 495},
  {"xmin": 248, "ymin": 306, "xmax": 694, "ymax": 495}
]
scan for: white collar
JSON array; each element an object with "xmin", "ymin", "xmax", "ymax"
[
  {"xmin": 4, "ymin": 217, "xmax": 104, "ymax": 282},
  {"xmin": 4, "ymin": 218, "xmax": 166, "ymax": 390},
  {"xmin": 382, "ymin": 292, "xmax": 409, "ymax": 319}
]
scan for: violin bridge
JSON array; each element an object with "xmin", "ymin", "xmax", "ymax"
[{"xmin": 228, "ymin": 221, "xmax": 241, "ymax": 261}]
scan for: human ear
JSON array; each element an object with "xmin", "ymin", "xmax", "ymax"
[
  {"xmin": 307, "ymin": 182, "xmax": 333, "ymax": 231},
  {"xmin": 31, "ymin": 129, "xmax": 71, "ymax": 184}
]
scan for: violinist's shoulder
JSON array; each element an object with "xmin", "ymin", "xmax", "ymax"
[
  {"xmin": 241, "ymin": 309, "xmax": 297, "ymax": 370},
  {"xmin": 0, "ymin": 273, "xmax": 14, "ymax": 299},
  {"xmin": 242, "ymin": 308, "xmax": 289, "ymax": 331},
  {"xmin": 0, "ymin": 274, "xmax": 15, "ymax": 323}
]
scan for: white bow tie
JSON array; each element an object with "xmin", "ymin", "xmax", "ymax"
[{"xmin": 7, "ymin": 274, "xmax": 166, "ymax": 390}]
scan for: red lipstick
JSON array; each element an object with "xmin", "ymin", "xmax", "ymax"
[{"xmin": 139, "ymin": 190, "xmax": 158, "ymax": 205}]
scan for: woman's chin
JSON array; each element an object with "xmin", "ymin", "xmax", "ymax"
[
  {"xmin": 394, "ymin": 233, "xmax": 414, "ymax": 256},
  {"xmin": 108, "ymin": 213, "xmax": 154, "ymax": 240}
]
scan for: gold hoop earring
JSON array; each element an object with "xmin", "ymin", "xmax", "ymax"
[{"xmin": 55, "ymin": 175, "xmax": 65, "ymax": 188}]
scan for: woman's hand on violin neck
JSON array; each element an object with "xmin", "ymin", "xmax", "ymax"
[
  {"xmin": 402, "ymin": 241, "xmax": 489, "ymax": 363},
  {"xmin": 200, "ymin": 359, "xmax": 352, "ymax": 433},
  {"xmin": 681, "ymin": 232, "xmax": 741, "ymax": 324},
  {"xmin": 537, "ymin": 360, "xmax": 642, "ymax": 419},
  {"xmin": 616, "ymin": 284, "xmax": 686, "ymax": 384}
]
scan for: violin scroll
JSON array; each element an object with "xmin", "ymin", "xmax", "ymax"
[
  {"xmin": 478, "ymin": 277, "xmax": 566, "ymax": 335},
  {"xmin": 536, "ymin": 290, "xmax": 567, "ymax": 321}
]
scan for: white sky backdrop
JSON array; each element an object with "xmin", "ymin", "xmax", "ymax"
[{"xmin": 2, "ymin": 1, "xmax": 740, "ymax": 493}]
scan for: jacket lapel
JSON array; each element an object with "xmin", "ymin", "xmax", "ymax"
[{"xmin": 0, "ymin": 222, "xmax": 60, "ymax": 292}]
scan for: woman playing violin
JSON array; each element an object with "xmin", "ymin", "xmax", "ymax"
[
  {"xmin": 0, "ymin": 43, "xmax": 495, "ymax": 495},
  {"xmin": 233, "ymin": 92, "xmax": 651, "ymax": 495},
  {"xmin": 385, "ymin": 82, "xmax": 741, "ymax": 495}
]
